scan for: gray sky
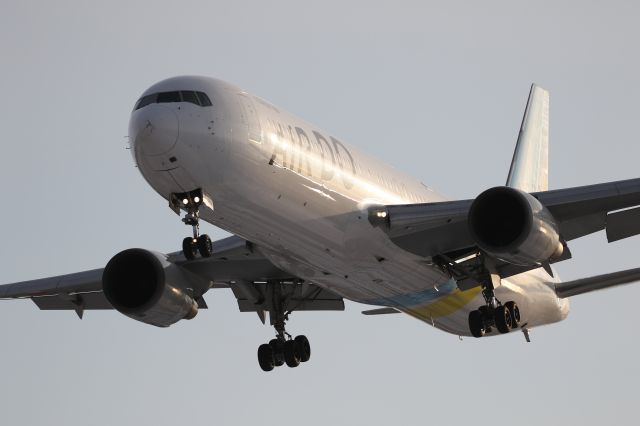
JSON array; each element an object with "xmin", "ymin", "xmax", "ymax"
[{"xmin": 1, "ymin": 1, "xmax": 639, "ymax": 424}]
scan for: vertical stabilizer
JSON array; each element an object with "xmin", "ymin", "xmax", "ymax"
[{"xmin": 506, "ymin": 84, "xmax": 549, "ymax": 192}]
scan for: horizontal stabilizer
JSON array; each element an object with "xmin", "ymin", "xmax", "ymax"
[
  {"xmin": 554, "ymin": 267, "xmax": 640, "ymax": 298},
  {"xmin": 362, "ymin": 307, "xmax": 400, "ymax": 315}
]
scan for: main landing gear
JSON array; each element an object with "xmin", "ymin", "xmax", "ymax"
[
  {"xmin": 468, "ymin": 299, "xmax": 521, "ymax": 338},
  {"xmin": 468, "ymin": 268, "xmax": 522, "ymax": 338},
  {"xmin": 173, "ymin": 189, "xmax": 213, "ymax": 260},
  {"xmin": 257, "ymin": 282, "xmax": 312, "ymax": 372},
  {"xmin": 435, "ymin": 251, "xmax": 525, "ymax": 339},
  {"xmin": 257, "ymin": 334, "xmax": 311, "ymax": 372}
]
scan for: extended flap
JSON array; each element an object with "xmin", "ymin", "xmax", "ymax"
[{"xmin": 606, "ymin": 207, "xmax": 640, "ymax": 243}]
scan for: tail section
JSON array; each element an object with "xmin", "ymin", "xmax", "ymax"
[{"xmin": 506, "ymin": 84, "xmax": 550, "ymax": 192}]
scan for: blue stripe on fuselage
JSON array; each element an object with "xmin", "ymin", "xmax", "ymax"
[{"xmin": 365, "ymin": 279, "xmax": 458, "ymax": 307}]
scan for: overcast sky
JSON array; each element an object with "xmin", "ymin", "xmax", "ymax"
[{"xmin": 1, "ymin": 1, "xmax": 639, "ymax": 425}]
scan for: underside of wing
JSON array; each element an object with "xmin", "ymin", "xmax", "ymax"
[
  {"xmin": 372, "ymin": 177, "xmax": 640, "ymax": 250},
  {"xmin": 0, "ymin": 268, "xmax": 108, "ymax": 318},
  {"xmin": 0, "ymin": 235, "xmax": 344, "ymax": 325},
  {"xmin": 370, "ymin": 178, "xmax": 640, "ymax": 288}
]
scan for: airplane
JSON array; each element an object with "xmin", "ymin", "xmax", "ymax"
[{"xmin": 3, "ymin": 76, "xmax": 640, "ymax": 372}]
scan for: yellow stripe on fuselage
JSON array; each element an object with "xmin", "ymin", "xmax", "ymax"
[{"xmin": 402, "ymin": 286, "xmax": 482, "ymax": 322}]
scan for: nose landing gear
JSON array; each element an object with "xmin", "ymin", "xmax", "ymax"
[
  {"xmin": 182, "ymin": 234, "xmax": 212, "ymax": 260},
  {"xmin": 171, "ymin": 189, "xmax": 213, "ymax": 260}
]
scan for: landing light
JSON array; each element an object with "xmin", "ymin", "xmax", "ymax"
[
  {"xmin": 182, "ymin": 198, "xmax": 189, "ymax": 205},
  {"xmin": 376, "ymin": 211, "xmax": 388, "ymax": 218},
  {"xmin": 194, "ymin": 196, "xmax": 200, "ymax": 203}
]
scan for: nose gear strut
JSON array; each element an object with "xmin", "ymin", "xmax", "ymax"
[{"xmin": 171, "ymin": 189, "xmax": 213, "ymax": 260}]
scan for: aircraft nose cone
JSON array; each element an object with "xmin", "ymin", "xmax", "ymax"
[{"xmin": 130, "ymin": 105, "xmax": 179, "ymax": 156}]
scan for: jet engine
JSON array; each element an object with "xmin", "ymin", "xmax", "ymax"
[
  {"xmin": 102, "ymin": 249, "xmax": 204, "ymax": 327},
  {"xmin": 468, "ymin": 186, "xmax": 564, "ymax": 266}
]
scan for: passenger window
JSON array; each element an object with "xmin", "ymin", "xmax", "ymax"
[
  {"xmin": 196, "ymin": 92, "xmax": 212, "ymax": 106},
  {"xmin": 157, "ymin": 91, "xmax": 181, "ymax": 103},
  {"xmin": 180, "ymin": 91, "xmax": 200, "ymax": 106}
]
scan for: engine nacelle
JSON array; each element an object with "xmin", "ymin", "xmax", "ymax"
[
  {"xmin": 468, "ymin": 186, "xmax": 564, "ymax": 266},
  {"xmin": 102, "ymin": 249, "xmax": 202, "ymax": 327}
]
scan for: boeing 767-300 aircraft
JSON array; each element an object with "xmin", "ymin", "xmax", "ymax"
[{"xmin": 3, "ymin": 76, "xmax": 640, "ymax": 371}]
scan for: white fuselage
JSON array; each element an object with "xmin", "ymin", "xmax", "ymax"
[{"xmin": 129, "ymin": 76, "xmax": 569, "ymax": 337}]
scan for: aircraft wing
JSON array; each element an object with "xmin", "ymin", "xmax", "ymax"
[
  {"xmin": 371, "ymin": 177, "xmax": 640, "ymax": 261},
  {"xmin": 370, "ymin": 84, "xmax": 640, "ymax": 282},
  {"xmin": 369, "ymin": 177, "xmax": 640, "ymax": 289},
  {"xmin": 0, "ymin": 235, "xmax": 344, "ymax": 319}
]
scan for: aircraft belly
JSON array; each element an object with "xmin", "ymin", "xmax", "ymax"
[{"xmin": 202, "ymin": 164, "xmax": 459, "ymax": 305}]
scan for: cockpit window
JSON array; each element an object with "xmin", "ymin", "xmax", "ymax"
[
  {"xmin": 136, "ymin": 94, "xmax": 157, "ymax": 109},
  {"xmin": 134, "ymin": 90, "xmax": 213, "ymax": 110},
  {"xmin": 181, "ymin": 91, "xmax": 199, "ymax": 105},
  {"xmin": 196, "ymin": 92, "xmax": 212, "ymax": 107},
  {"xmin": 156, "ymin": 91, "xmax": 181, "ymax": 103}
]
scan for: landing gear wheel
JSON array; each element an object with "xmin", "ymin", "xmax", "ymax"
[
  {"xmin": 295, "ymin": 335, "xmax": 311, "ymax": 362},
  {"xmin": 494, "ymin": 305, "xmax": 513, "ymax": 334},
  {"xmin": 468, "ymin": 310, "xmax": 486, "ymax": 338},
  {"xmin": 284, "ymin": 340, "xmax": 301, "ymax": 368},
  {"xmin": 257, "ymin": 344, "xmax": 275, "ymax": 372},
  {"xmin": 269, "ymin": 339, "xmax": 285, "ymax": 367},
  {"xmin": 182, "ymin": 237, "xmax": 198, "ymax": 260},
  {"xmin": 197, "ymin": 234, "xmax": 213, "ymax": 257},
  {"xmin": 505, "ymin": 301, "xmax": 521, "ymax": 327},
  {"xmin": 478, "ymin": 305, "xmax": 493, "ymax": 333}
]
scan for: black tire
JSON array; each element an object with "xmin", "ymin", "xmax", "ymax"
[
  {"xmin": 295, "ymin": 335, "xmax": 311, "ymax": 362},
  {"xmin": 505, "ymin": 301, "xmax": 521, "ymax": 327},
  {"xmin": 182, "ymin": 237, "xmax": 198, "ymax": 260},
  {"xmin": 197, "ymin": 234, "xmax": 213, "ymax": 257},
  {"xmin": 494, "ymin": 305, "xmax": 513, "ymax": 334},
  {"xmin": 478, "ymin": 305, "xmax": 493, "ymax": 333},
  {"xmin": 468, "ymin": 310, "xmax": 485, "ymax": 338},
  {"xmin": 283, "ymin": 340, "xmax": 301, "ymax": 368},
  {"xmin": 269, "ymin": 338, "xmax": 285, "ymax": 367},
  {"xmin": 257, "ymin": 344, "xmax": 275, "ymax": 372}
]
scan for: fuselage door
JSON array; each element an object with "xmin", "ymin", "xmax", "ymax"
[{"xmin": 237, "ymin": 93, "xmax": 262, "ymax": 144}]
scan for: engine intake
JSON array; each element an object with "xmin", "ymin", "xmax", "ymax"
[
  {"xmin": 103, "ymin": 249, "xmax": 201, "ymax": 327},
  {"xmin": 468, "ymin": 186, "xmax": 563, "ymax": 266}
]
